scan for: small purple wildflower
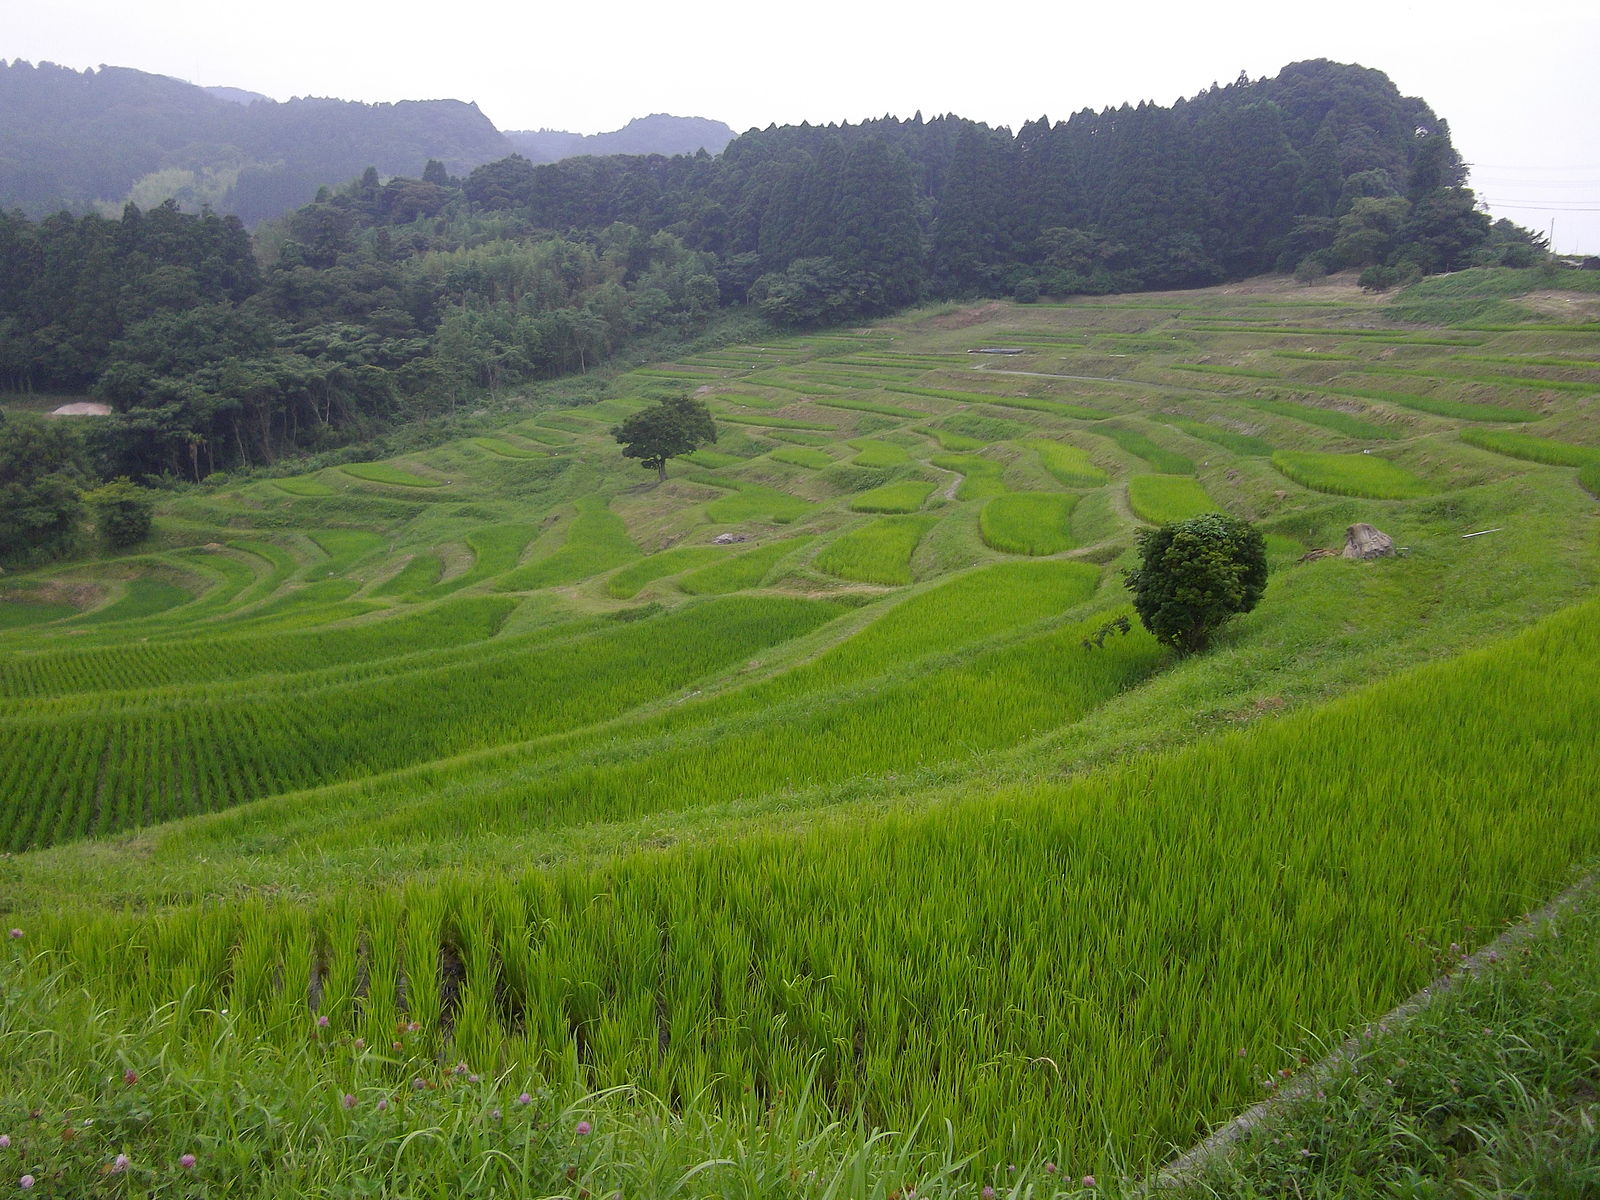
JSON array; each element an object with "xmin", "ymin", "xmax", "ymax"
[
  {"xmin": 490, "ymin": 1109, "xmax": 502, "ymax": 1121},
  {"xmin": 1082, "ymin": 1176, "xmax": 1097, "ymax": 1189},
  {"xmin": 575, "ymin": 1120, "xmax": 592, "ymax": 1136},
  {"xmin": 342, "ymin": 1094, "xmax": 357, "ymax": 1110},
  {"xmin": 516, "ymin": 1092, "xmax": 532, "ymax": 1106},
  {"xmin": 1045, "ymin": 1162, "xmax": 1057, "ymax": 1174},
  {"xmin": 468, "ymin": 1074, "xmax": 480, "ymax": 1084},
  {"xmin": 179, "ymin": 1154, "xmax": 197, "ymax": 1170},
  {"xmin": 6, "ymin": 930, "xmax": 20, "ymax": 940},
  {"xmin": 0, "ymin": 1135, "xmax": 8, "ymax": 1148},
  {"xmin": 19, "ymin": 1176, "xmax": 34, "ymax": 1190},
  {"xmin": 110, "ymin": 1154, "xmax": 130, "ymax": 1174},
  {"xmin": 453, "ymin": 1064, "xmax": 468, "ymax": 1076},
  {"xmin": 122, "ymin": 1069, "xmax": 138, "ymax": 1086},
  {"xmin": 316, "ymin": 1015, "xmax": 329, "ymax": 1029},
  {"xmin": 352, "ymin": 1038, "xmax": 365, "ymax": 1050},
  {"xmin": 376, "ymin": 1099, "xmax": 389, "ymax": 1112},
  {"xmin": 982, "ymin": 1188, "xmax": 996, "ymax": 1200},
  {"xmin": 412, "ymin": 1078, "xmax": 426, "ymax": 1090}
]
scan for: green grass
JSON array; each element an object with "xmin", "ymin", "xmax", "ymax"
[
  {"xmin": 373, "ymin": 553, "xmax": 443, "ymax": 597},
  {"xmin": 1272, "ymin": 451, "xmax": 1437, "ymax": 499},
  {"xmin": 1459, "ymin": 429, "xmax": 1600, "ymax": 469},
  {"xmin": 339, "ymin": 462, "xmax": 445, "ymax": 488},
  {"xmin": 979, "ymin": 492, "xmax": 1078, "ymax": 555},
  {"xmin": 849, "ymin": 481, "xmax": 937, "ymax": 514},
  {"xmin": 605, "ymin": 546, "xmax": 728, "ymax": 599},
  {"xmin": 717, "ymin": 413, "xmax": 837, "ymax": 431},
  {"xmin": 679, "ymin": 448, "xmax": 743, "ymax": 468},
  {"xmin": 4, "ymin": 279, "xmax": 1600, "ymax": 1197},
  {"xmin": 930, "ymin": 453, "xmax": 1007, "ymax": 500},
  {"xmin": 713, "ymin": 392, "xmax": 785, "ymax": 410},
  {"xmin": 1171, "ymin": 362, "xmax": 1282, "ymax": 380},
  {"xmin": 0, "ymin": 599, "xmax": 75, "ymax": 628},
  {"xmin": 498, "ymin": 500, "xmax": 637, "ymax": 590},
  {"xmin": 847, "ymin": 439, "xmax": 912, "ymax": 468},
  {"xmin": 1156, "ymin": 417, "xmax": 1273, "ymax": 457},
  {"xmin": 470, "ymin": 436, "xmax": 546, "ymax": 459},
  {"xmin": 1243, "ymin": 397, "xmax": 1401, "ymax": 441},
  {"xmin": 270, "ymin": 474, "xmax": 336, "ymax": 496},
  {"xmin": 886, "ymin": 386, "xmax": 1112, "ymax": 421},
  {"xmin": 1099, "ymin": 426, "xmax": 1193, "ymax": 474},
  {"xmin": 677, "ymin": 537, "xmax": 812, "ymax": 595},
  {"xmin": 69, "ymin": 577, "xmax": 194, "ymax": 625},
  {"xmin": 928, "ymin": 428, "xmax": 984, "ymax": 451},
  {"xmin": 1127, "ymin": 474, "xmax": 1217, "ymax": 524},
  {"xmin": 940, "ymin": 413, "xmax": 1028, "ymax": 443},
  {"xmin": 814, "ymin": 516, "xmax": 937, "ymax": 585},
  {"xmin": 425, "ymin": 524, "xmax": 540, "ymax": 598},
  {"xmin": 812, "ymin": 397, "xmax": 924, "ymax": 418},
  {"xmin": 1023, "ymin": 438, "xmax": 1109, "ymax": 487},
  {"xmin": 769, "ymin": 447, "xmax": 834, "ymax": 469},
  {"xmin": 0, "ymin": 597, "xmax": 834, "ymax": 850},
  {"xmin": 701, "ymin": 480, "xmax": 814, "ymax": 524},
  {"xmin": 1324, "ymin": 385, "xmax": 1539, "ymax": 423}
]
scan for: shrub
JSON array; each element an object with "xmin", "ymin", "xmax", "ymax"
[
  {"xmin": 1123, "ymin": 512, "xmax": 1266, "ymax": 653},
  {"xmin": 82, "ymin": 478, "xmax": 155, "ymax": 548}
]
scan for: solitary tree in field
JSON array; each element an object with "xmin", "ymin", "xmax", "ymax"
[
  {"xmin": 1123, "ymin": 512, "xmax": 1267, "ymax": 653},
  {"xmin": 611, "ymin": 394, "xmax": 716, "ymax": 483}
]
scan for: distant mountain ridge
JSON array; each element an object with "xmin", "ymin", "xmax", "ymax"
[
  {"xmin": 505, "ymin": 115, "xmax": 736, "ymax": 162},
  {"xmin": 0, "ymin": 60, "xmax": 735, "ymax": 225}
]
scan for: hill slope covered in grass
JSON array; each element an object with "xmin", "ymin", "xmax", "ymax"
[{"xmin": 2, "ymin": 275, "xmax": 1598, "ymax": 1194}]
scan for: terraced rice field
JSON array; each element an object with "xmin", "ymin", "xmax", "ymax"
[{"xmin": 5, "ymin": 272, "xmax": 1600, "ymax": 1183}]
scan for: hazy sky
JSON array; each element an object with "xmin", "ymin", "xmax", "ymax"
[{"xmin": 7, "ymin": 0, "xmax": 1599, "ymax": 251}]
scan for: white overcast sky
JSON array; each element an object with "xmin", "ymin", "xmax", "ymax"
[{"xmin": 6, "ymin": 0, "xmax": 1599, "ymax": 252}]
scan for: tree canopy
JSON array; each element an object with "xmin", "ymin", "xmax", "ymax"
[
  {"xmin": 611, "ymin": 395, "xmax": 716, "ymax": 482},
  {"xmin": 1123, "ymin": 513, "xmax": 1268, "ymax": 653}
]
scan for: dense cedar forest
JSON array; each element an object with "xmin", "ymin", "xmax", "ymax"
[
  {"xmin": 0, "ymin": 60, "xmax": 735, "ymax": 225},
  {"xmin": 0, "ymin": 60, "xmax": 1545, "ymax": 496}
]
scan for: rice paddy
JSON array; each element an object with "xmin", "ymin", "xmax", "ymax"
[
  {"xmin": 5, "ymin": 270, "xmax": 1600, "ymax": 1194},
  {"xmin": 1271, "ymin": 450, "xmax": 1438, "ymax": 499},
  {"xmin": 849, "ymin": 481, "xmax": 937, "ymax": 513},
  {"xmin": 979, "ymin": 492, "xmax": 1078, "ymax": 555},
  {"xmin": 1127, "ymin": 474, "xmax": 1217, "ymax": 524}
]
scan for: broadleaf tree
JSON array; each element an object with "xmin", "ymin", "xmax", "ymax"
[
  {"xmin": 1123, "ymin": 512, "xmax": 1267, "ymax": 653},
  {"xmin": 611, "ymin": 393, "xmax": 716, "ymax": 482}
]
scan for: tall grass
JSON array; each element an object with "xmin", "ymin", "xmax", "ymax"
[
  {"xmin": 1126, "ymin": 475, "xmax": 1216, "ymax": 524},
  {"xmin": 979, "ymin": 493, "xmax": 1078, "ymax": 555},
  {"xmin": 1023, "ymin": 439, "xmax": 1109, "ymax": 487},
  {"xmin": 1459, "ymin": 429, "xmax": 1600, "ymax": 469},
  {"xmin": 1271, "ymin": 451, "xmax": 1436, "ymax": 499},
  {"xmin": 814, "ymin": 517, "xmax": 937, "ymax": 585},
  {"xmin": 678, "ymin": 538, "xmax": 812, "ymax": 595},
  {"xmin": 499, "ymin": 499, "xmax": 637, "ymax": 590},
  {"xmin": 850, "ymin": 481, "xmax": 936, "ymax": 514},
  {"xmin": 22, "ymin": 597, "xmax": 1600, "ymax": 1171},
  {"xmin": 340, "ymin": 462, "xmax": 444, "ymax": 488},
  {"xmin": 929, "ymin": 454, "xmax": 1007, "ymax": 500}
]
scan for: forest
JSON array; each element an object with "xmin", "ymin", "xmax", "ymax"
[{"xmin": 0, "ymin": 59, "xmax": 1547, "ymax": 543}]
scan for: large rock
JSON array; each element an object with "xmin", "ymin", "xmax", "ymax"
[{"xmin": 1342, "ymin": 523, "xmax": 1395, "ymax": 560}]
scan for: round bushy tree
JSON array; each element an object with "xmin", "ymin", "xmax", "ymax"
[
  {"xmin": 611, "ymin": 394, "xmax": 716, "ymax": 482},
  {"xmin": 82, "ymin": 477, "xmax": 155, "ymax": 548},
  {"xmin": 1123, "ymin": 512, "xmax": 1267, "ymax": 653}
]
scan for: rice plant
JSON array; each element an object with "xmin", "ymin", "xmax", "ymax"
[
  {"xmin": 340, "ymin": 462, "xmax": 445, "ymax": 488},
  {"xmin": 979, "ymin": 492, "xmax": 1077, "ymax": 555},
  {"xmin": 1023, "ymin": 439, "xmax": 1109, "ymax": 487},
  {"xmin": 814, "ymin": 517, "xmax": 937, "ymax": 585},
  {"xmin": 1271, "ymin": 451, "xmax": 1436, "ymax": 499},
  {"xmin": 1126, "ymin": 474, "xmax": 1217, "ymax": 524},
  {"xmin": 849, "ymin": 481, "xmax": 937, "ymax": 514}
]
